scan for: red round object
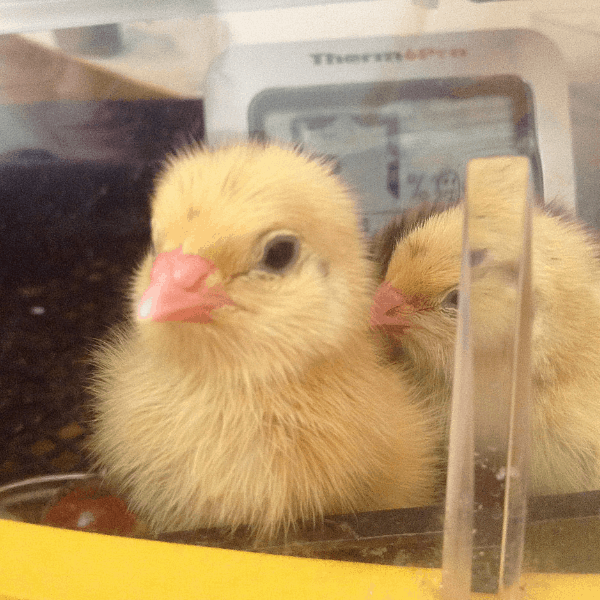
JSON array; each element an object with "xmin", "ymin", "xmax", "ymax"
[{"xmin": 42, "ymin": 485, "xmax": 136, "ymax": 535}]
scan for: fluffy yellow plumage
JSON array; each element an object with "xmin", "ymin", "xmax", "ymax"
[
  {"xmin": 88, "ymin": 142, "xmax": 438, "ymax": 538},
  {"xmin": 372, "ymin": 197, "xmax": 600, "ymax": 495}
]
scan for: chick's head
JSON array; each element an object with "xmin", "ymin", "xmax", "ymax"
[
  {"xmin": 371, "ymin": 198, "xmax": 531, "ymax": 389},
  {"xmin": 371, "ymin": 204, "xmax": 463, "ymax": 385},
  {"xmin": 133, "ymin": 142, "xmax": 373, "ymax": 376}
]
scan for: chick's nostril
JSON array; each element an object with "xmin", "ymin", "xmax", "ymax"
[{"xmin": 385, "ymin": 305, "xmax": 407, "ymax": 318}]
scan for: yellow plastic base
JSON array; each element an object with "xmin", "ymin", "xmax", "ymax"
[{"xmin": 1, "ymin": 519, "xmax": 599, "ymax": 600}]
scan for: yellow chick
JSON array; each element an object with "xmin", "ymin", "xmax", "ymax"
[
  {"xmin": 88, "ymin": 142, "xmax": 438, "ymax": 538},
  {"xmin": 371, "ymin": 198, "xmax": 600, "ymax": 495}
]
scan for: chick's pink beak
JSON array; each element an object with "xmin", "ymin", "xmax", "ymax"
[
  {"xmin": 370, "ymin": 281, "xmax": 414, "ymax": 334},
  {"xmin": 138, "ymin": 247, "xmax": 234, "ymax": 323}
]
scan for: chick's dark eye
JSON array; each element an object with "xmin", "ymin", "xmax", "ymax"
[
  {"xmin": 441, "ymin": 288, "xmax": 459, "ymax": 310},
  {"xmin": 260, "ymin": 235, "xmax": 300, "ymax": 273}
]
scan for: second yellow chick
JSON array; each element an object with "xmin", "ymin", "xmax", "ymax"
[{"xmin": 372, "ymin": 198, "xmax": 600, "ymax": 495}]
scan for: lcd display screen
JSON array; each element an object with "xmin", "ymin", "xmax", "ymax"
[{"xmin": 250, "ymin": 76, "xmax": 540, "ymax": 233}]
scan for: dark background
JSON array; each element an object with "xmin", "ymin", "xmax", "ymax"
[{"xmin": 0, "ymin": 98, "xmax": 204, "ymax": 484}]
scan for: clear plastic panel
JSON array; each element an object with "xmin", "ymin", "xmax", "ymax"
[{"xmin": 442, "ymin": 157, "xmax": 533, "ymax": 598}]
